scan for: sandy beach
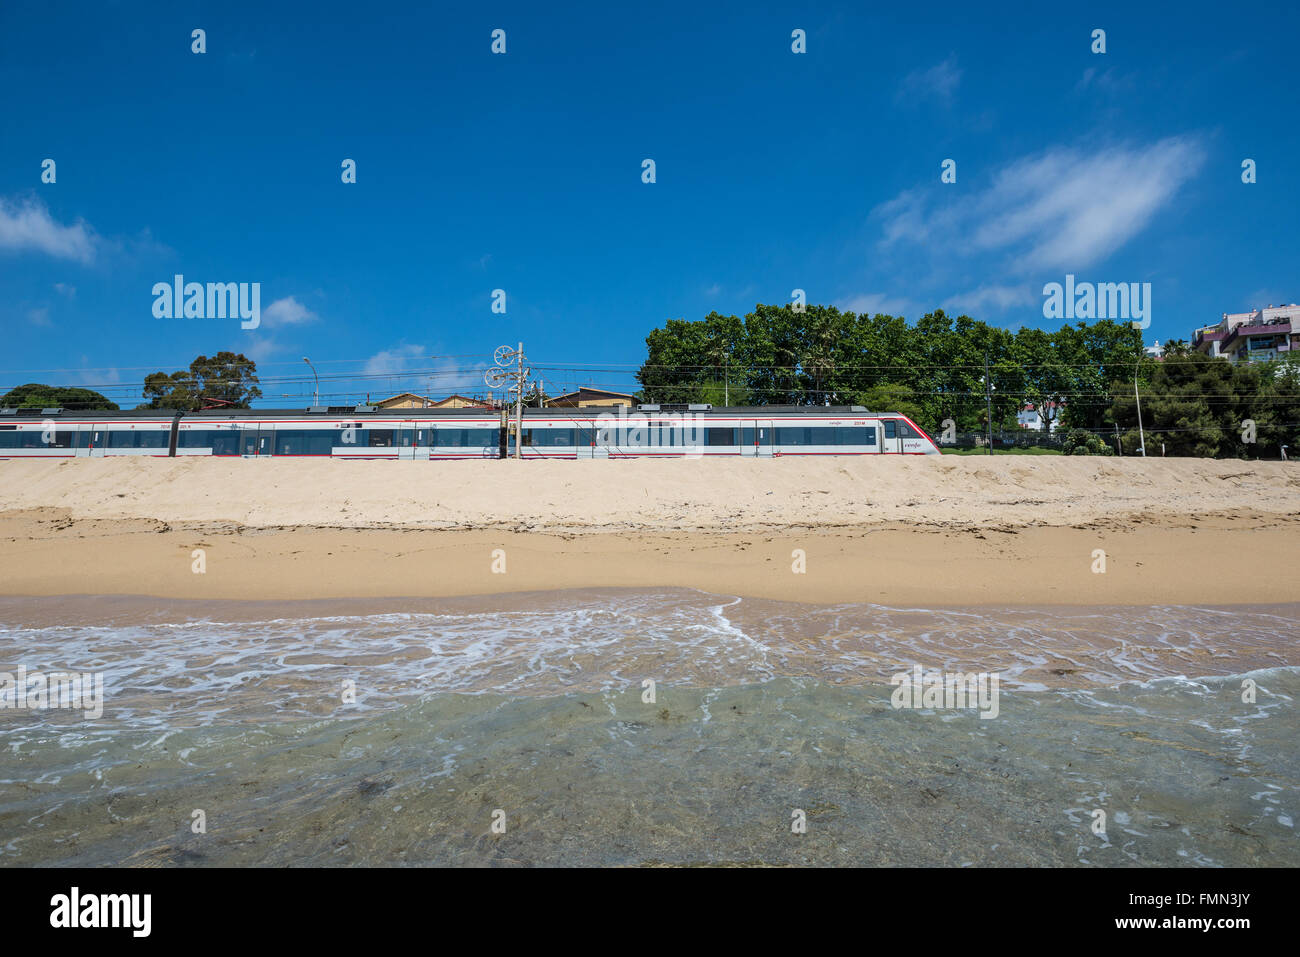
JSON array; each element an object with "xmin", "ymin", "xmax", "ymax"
[{"xmin": 1, "ymin": 456, "xmax": 1296, "ymax": 604}]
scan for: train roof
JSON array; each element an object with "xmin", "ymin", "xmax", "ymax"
[{"xmin": 0, "ymin": 404, "xmax": 903, "ymax": 419}]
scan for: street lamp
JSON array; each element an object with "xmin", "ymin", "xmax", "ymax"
[
  {"xmin": 1131, "ymin": 326, "xmax": 1146, "ymax": 456},
  {"xmin": 303, "ymin": 357, "xmax": 319, "ymax": 406}
]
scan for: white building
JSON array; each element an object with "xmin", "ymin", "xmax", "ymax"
[{"xmin": 1018, "ymin": 401, "xmax": 1064, "ymax": 433}]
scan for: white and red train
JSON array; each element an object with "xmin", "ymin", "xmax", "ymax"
[{"xmin": 0, "ymin": 404, "xmax": 941, "ymax": 458}]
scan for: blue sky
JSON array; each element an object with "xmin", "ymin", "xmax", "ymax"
[{"xmin": 1, "ymin": 0, "xmax": 1296, "ymax": 406}]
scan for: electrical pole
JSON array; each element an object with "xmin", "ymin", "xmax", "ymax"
[
  {"xmin": 486, "ymin": 343, "xmax": 528, "ymax": 460},
  {"xmin": 515, "ymin": 342, "xmax": 523, "ymax": 459}
]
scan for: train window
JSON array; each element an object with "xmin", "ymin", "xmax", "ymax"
[
  {"xmin": 519, "ymin": 428, "xmax": 573, "ymax": 447},
  {"xmin": 367, "ymin": 430, "xmax": 395, "ymax": 447},
  {"xmin": 834, "ymin": 427, "xmax": 874, "ymax": 446},
  {"xmin": 273, "ymin": 430, "xmax": 336, "ymax": 455},
  {"xmin": 107, "ymin": 430, "xmax": 167, "ymax": 448},
  {"xmin": 808, "ymin": 427, "xmax": 837, "ymax": 445},
  {"xmin": 896, "ymin": 421, "xmax": 917, "ymax": 438},
  {"xmin": 0, "ymin": 431, "xmax": 21, "ymax": 448},
  {"xmin": 433, "ymin": 429, "xmax": 496, "ymax": 448},
  {"xmin": 180, "ymin": 430, "xmax": 244, "ymax": 454},
  {"xmin": 884, "ymin": 421, "xmax": 897, "ymax": 439},
  {"xmin": 705, "ymin": 427, "xmax": 736, "ymax": 447},
  {"xmin": 776, "ymin": 427, "xmax": 811, "ymax": 445}
]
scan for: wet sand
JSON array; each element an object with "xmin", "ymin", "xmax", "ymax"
[{"xmin": 0, "ymin": 509, "xmax": 1295, "ymax": 605}]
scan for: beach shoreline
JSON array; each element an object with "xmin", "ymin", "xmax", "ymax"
[{"xmin": 0, "ymin": 508, "xmax": 1295, "ymax": 605}]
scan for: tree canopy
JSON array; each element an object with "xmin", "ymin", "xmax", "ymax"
[
  {"xmin": 0, "ymin": 383, "xmax": 119, "ymax": 410},
  {"xmin": 140, "ymin": 352, "xmax": 262, "ymax": 410},
  {"xmin": 635, "ymin": 305, "xmax": 1143, "ymax": 436}
]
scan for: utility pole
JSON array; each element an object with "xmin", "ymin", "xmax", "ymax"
[
  {"xmin": 515, "ymin": 342, "xmax": 523, "ymax": 459},
  {"xmin": 486, "ymin": 343, "xmax": 528, "ymax": 460}
]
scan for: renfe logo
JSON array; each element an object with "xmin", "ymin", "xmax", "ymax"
[
  {"xmin": 49, "ymin": 887, "xmax": 151, "ymax": 937},
  {"xmin": 1042, "ymin": 274, "xmax": 1151, "ymax": 329},
  {"xmin": 152, "ymin": 275, "xmax": 260, "ymax": 329}
]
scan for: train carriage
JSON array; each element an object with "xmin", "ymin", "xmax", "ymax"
[{"xmin": 0, "ymin": 404, "xmax": 941, "ymax": 458}]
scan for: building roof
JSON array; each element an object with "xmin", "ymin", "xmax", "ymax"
[{"xmin": 548, "ymin": 387, "xmax": 636, "ymax": 402}]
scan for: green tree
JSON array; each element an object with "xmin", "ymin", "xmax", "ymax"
[
  {"xmin": 0, "ymin": 383, "xmax": 119, "ymax": 410},
  {"xmin": 142, "ymin": 352, "xmax": 261, "ymax": 410}
]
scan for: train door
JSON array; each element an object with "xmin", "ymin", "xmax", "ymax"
[
  {"xmin": 882, "ymin": 419, "xmax": 902, "ymax": 454},
  {"xmin": 241, "ymin": 427, "xmax": 265, "ymax": 457},
  {"xmin": 744, "ymin": 421, "xmax": 773, "ymax": 457},
  {"xmin": 407, "ymin": 426, "xmax": 431, "ymax": 460},
  {"xmin": 575, "ymin": 423, "xmax": 593, "ymax": 459},
  {"xmin": 397, "ymin": 427, "xmax": 417, "ymax": 460},
  {"xmin": 86, "ymin": 424, "xmax": 106, "ymax": 457}
]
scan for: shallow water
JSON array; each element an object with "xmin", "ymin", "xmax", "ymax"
[{"xmin": 0, "ymin": 591, "xmax": 1296, "ymax": 866}]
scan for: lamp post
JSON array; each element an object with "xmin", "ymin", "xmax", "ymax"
[
  {"xmin": 303, "ymin": 357, "xmax": 319, "ymax": 406},
  {"xmin": 1134, "ymin": 362, "xmax": 1146, "ymax": 456}
]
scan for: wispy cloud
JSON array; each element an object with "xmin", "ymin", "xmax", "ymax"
[
  {"xmin": 874, "ymin": 135, "xmax": 1205, "ymax": 274},
  {"xmin": 363, "ymin": 343, "xmax": 427, "ymax": 377},
  {"xmin": 1075, "ymin": 67, "xmax": 1136, "ymax": 96},
  {"xmin": 840, "ymin": 292, "xmax": 910, "ymax": 317},
  {"xmin": 262, "ymin": 295, "xmax": 319, "ymax": 325},
  {"xmin": 0, "ymin": 195, "xmax": 98, "ymax": 263},
  {"xmin": 896, "ymin": 56, "xmax": 961, "ymax": 106},
  {"xmin": 941, "ymin": 284, "xmax": 1036, "ymax": 314},
  {"xmin": 27, "ymin": 306, "xmax": 52, "ymax": 327}
]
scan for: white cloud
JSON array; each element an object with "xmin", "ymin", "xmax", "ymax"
[
  {"xmin": 363, "ymin": 343, "xmax": 427, "ymax": 377},
  {"xmin": 262, "ymin": 295, "xmax": 318, "ymax": 325},
  {"xmin": 874, "ymin": 136, "xmax": 1205, "ymax": 273},
  {"xmin": 241, "ymin": 335, "xmax": 284, "ymax": 366},
  {"xmin": 0, "ymin": 195, "xmax": 98, "ymax": 263},
  {"xmin": 431, "ymin": 357, "xmax": 484, "ymax": 394},
  {"xmin": 1075, "ymin": 67, "xmax": 1136, "ymax": 96},
  {"xmin": 840, "ymin": 292, "xmax": 910, "ymax": 316},
  {"xmin": 897, "ymin": 57, "xmax": 961, "ymax": 106},
  {"xmin": 28, "ymin": 306, "xmax": 52, "ymax": 327},
  {"xmin": 53, "ymin": 282, "xmax": 76, "ymax": 298},
  {"xmin": 941, "ymin": 284, "xmax": 1035, "ymax": 313}
]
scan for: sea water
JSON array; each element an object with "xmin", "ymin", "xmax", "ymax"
[{"xmin": 0, "ymin": 591, "xmax": 1295, "ymax": 866}]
